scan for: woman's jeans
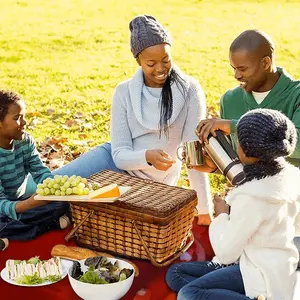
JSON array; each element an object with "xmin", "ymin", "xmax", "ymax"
[
  {"xmin": 53, "ymin": 142, "xmax": 125, "ymax": 178},
  {"xmin": 166, "ymin": 261, "xmax": 252, "ymax": 300}
]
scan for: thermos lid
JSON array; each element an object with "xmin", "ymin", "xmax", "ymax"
[{"xmin": 231, "ymin": 172, "xmax": 246, "ymax": 185}]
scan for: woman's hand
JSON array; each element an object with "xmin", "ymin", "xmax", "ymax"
[
  {"xmin": 213, "ymin": 194, "xmax": 230, "ymax": 217},
  {"xmin": 146, "ymin": 149, "xmax": 175, "ymax": 171},
  {"xmin": 196, "ymin": 118, "xmax": 231, "ymax": 144}
]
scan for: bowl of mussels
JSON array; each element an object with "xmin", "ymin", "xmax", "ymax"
[{"xmin": 68, "ymin": 256, "xmax": 134, "ymax": 300}]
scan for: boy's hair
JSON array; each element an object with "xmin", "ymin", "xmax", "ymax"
[
  {"xmin": 237, "ymin": 108, "xmax": 297, "ymax": 161},
  {"xmin": 0, "ymin": 90, "xmax": 22, "ymax": 121}
]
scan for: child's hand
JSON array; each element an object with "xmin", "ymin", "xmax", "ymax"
[
  {"xmin": 15, "ymin": 194, "xmax": 51, "ymax": 213},
  {"xmin": 213, "ymin": 194, "xmax": 230, "ymax": 217},
  {"xmin": 27, "ymin": 194, "xmax": 51, "ymax": 206},
  {"xmin": 37, "ymin": 200, "xmax": 52, "ymax": 206}
]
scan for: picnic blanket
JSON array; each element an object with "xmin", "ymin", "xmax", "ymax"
[
  {"xmin": 1, "ymin": 217, "xmax": 299, "ymax": 299},
  {"xmin": 0, "ymin": 217, "xmax": 214, "ymax": 300}
]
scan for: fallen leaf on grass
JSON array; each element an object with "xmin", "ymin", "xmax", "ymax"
[
  {"xmin": 81, "ymin": 122, "xmax": 92, "ymax": 130},
  {"xmin": 65, "ymin": 120, "xmax": 76, "ymax": 127},
  {"xmin": 79, "ymin": 133, "xmax": 88, "ymax": 139},
  {"xmin": 72, "ymin": 140, "xmax": 88, "ymax": 146},
  {"xmin": 47, "ymin": 108, "xmax": 55, "ymax": 115},
  {"xmin": 27, "ymin": 117, "xmax": 41, "ymax": 130},
  {"xmin": 74, "ymin": 112, "xmax": 84, "ymax": 118},
  {"xmin": 26, "ymin": 112, "xmax": 41, "ymax": 118},
  {"xmin": 37, "ymin": 136, "xmax": 85, "ymax": 170},
  {"xmin": 49, "ymin": 158, "xmax": 65, "ymax": 169},
  {"xmin": 41, "ymin": 137, "xmax": 69, "ymax": 147}
]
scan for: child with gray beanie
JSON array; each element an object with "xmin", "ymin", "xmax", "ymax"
[
  {"xmin": 54, "ymin": 15, "xmax": 213, "ymax": 225},
  {"xmin": 166, "ymin": 108, "xmax": 300, "ymax": 300}
]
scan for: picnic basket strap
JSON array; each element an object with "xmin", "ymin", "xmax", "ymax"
[
  {"xmin": 65, "ymin": 210, "xmax": 94, "ymax": 242},
  {"xmin": 132, "ymin": 221, "xmax": 194, "ymax": 267}
]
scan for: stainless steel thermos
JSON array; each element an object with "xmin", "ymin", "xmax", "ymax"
[{"xmin": 204, "ymin": 130, "xmax": 245, "ymax": 185}]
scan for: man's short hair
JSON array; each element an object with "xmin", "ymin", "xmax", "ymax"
[{"xmin": 230, "ymin": 29, "xmax": 275, "ymax": 59}]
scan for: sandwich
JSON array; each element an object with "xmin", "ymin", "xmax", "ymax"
[{"xmin": 6, "ymin": 256, "xmax": 62, "ymax": 284}]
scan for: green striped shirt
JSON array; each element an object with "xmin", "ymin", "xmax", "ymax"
[{"xmin": 0, "ymin": 133, "xmax": 52, "ymax": 220}]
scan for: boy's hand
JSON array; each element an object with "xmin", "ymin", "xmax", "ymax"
[
  {"xmin": 15, "ymin": 194, "xmax": 50, "ymax": 213},
  {"xmin": 196, "ymin": 118, "xmax": 231, "ymax": 144},
  {"xmin": 146, "ymin": 149, "xmax": 175, "ymax": 171},
  {"xmin": 213, "ymin": 194, "xmax": 230, "ymax": 217},
  {"xmin": 27, "ymin": 194, "xmax": 51, "ymax": 206}
]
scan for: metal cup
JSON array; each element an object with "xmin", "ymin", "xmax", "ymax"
[{"xmin": 177, "ymin": 140, "xmax": 204, "ymax": 167}]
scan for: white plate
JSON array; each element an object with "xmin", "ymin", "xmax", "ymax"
[
  {"xmin": 34, "ymin": 186, "xmax": 131, "ymax": 203},
  {"xmin": 0, "ymin": 259, "xmax": 73, "ymax": 287}
]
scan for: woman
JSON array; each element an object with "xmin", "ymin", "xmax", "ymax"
[{"xmin": 55, "ymin": 15, "xmax": 212, "ymax": 225}]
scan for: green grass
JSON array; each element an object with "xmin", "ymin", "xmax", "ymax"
[{"xmin": 1, "ymin": 0, "xmax": 300, "ymax": 192}]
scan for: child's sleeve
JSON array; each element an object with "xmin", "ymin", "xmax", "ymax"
[
  {"xmin": 296, "ymin": 214, "xmax": 300, "ymax": 237},
  {"xmin": 25, "ymin": 135, "xmax": 53, "ymax": 184},
  {"xmin": 296, "ymin": 199, "xmax": 300, "ymax": 236},
  {"xmin": 209, "ymin": 194, "xmax": 265, "ymax": 265},
  {"xmin": 0, "ymin": 180, "xmax": 19, "ymax": 220}
]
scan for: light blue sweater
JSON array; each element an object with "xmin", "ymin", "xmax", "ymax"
[{"xmin": 111, "ymin": 67, "xmax": 212, "ymax": 214}]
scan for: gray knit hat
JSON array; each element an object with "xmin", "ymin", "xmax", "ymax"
[
  {"xmin": 237, "ymin": 108, "xmax": 297, "ymax": 160},
  {"xmin": 129, "ymin": 15, "xmax": 172, "ymax": 58}
]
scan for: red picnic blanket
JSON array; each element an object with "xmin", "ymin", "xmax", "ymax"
[{"xmin": 0, "ymin": 218, "xmax": 214, "ymax": 300}]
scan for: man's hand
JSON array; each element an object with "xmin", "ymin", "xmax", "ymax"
[
  {"xmin": 190, "ymin": 150, "xmax": 218, "ymax": 173},
  {"xmin": 213, "ymin": 194, "xmax": 230, "ymax": 217},
  {"xmin": 146, "ymin": 149, "xmax": 175, "ymax": 171},
  {"xmin": 196, "ymin": 118, "xmax": 231, "ymax": 144}
]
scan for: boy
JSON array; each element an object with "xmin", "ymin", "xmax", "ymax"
[{"xmin": 0, "ymin": 90, "xmax": 70, "ymax": 241}]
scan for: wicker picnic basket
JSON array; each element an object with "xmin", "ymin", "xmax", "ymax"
[{"xmin": 65, "ymin": 170, "xmax": 197, "ymax": 267}]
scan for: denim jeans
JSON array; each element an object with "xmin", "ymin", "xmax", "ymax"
[
  {"xmin": 0, "ymin": 201, "xmax": 70, "ymax": 241},
  {"xmin": 53, "ymin": 142, "xmax": 126, "ymax": 178},
  {"xmin": 166, "ymin": 261, "xmax": 252, "ymax": 300}
]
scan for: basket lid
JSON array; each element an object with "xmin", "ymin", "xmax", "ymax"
[{"xmin": 88, "ymin": 170, "xmax": 197, "ymax": 218}]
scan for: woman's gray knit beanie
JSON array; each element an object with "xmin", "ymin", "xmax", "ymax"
[{"xmin": 129, "ymin": 15, "xmax": 172, "ymax": 58}]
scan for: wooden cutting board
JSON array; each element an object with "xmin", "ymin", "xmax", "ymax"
[{"xmin": 34, "ymin": 186, "xmax": 131, "ymax": 202}]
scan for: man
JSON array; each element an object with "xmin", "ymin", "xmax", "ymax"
[
  {"xmin": 196, "ymin": 29, "xmax": 300, "ymax": 269},
  {"xmin": 197, "ymin": 29, "xmax": 300, "ymax": 168}
]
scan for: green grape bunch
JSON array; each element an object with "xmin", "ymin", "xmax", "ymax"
[
  {"xmin": 91, "ymin": 182, "xmax": 101, "ymax": 191},
  {"xmin": 36, "ymin": 175, "xmax": 90, "ymax": 196}
]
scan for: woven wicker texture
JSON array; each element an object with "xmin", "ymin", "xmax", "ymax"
[
  {"xmin": 87, "ymin": 170, "xmax": 197, "ymax": 219},
  {"xmin": 69, "ymin": 170, "xmax": 197, "ymax": 265}
]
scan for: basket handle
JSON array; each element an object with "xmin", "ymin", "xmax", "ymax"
[
  {"xmin": 132, "ymin": 221, "xmax": 194, "ymax": 267},
  {"xmin": 65, "ymin": 210, "xmax": 94, "ymax": 242}
]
